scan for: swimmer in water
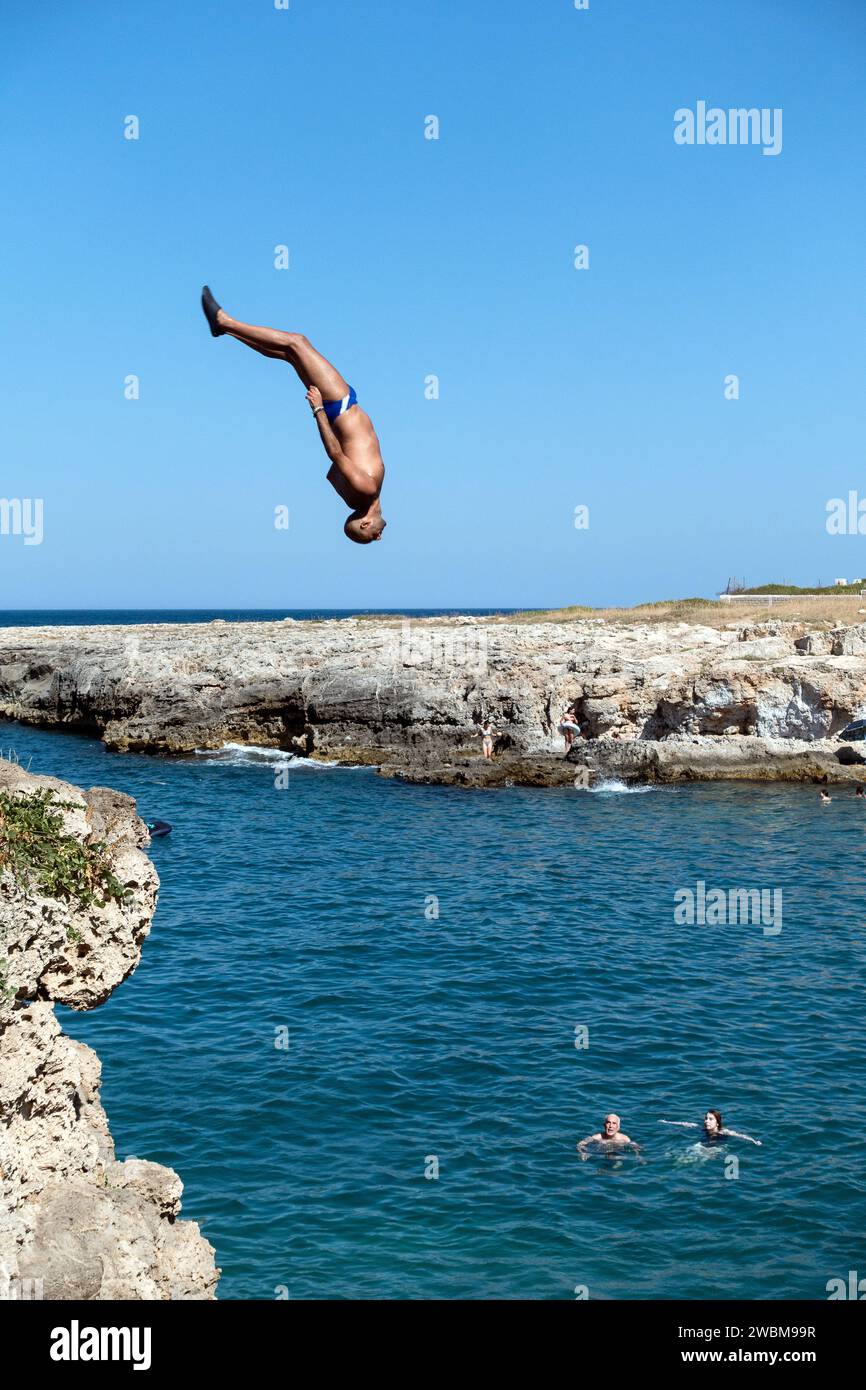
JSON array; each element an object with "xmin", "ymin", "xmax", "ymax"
[
  {"xmin": 819, "ymin": 790, "xmax": 832, "ymax": 804},
  {"xmin": 856, "ymin": 785, "xmax": 864, "ymax": 798},
  {"xmin": 577, "ymin": 1112, "xmax": 641, "ymax": 1159},
  {"xmin": 660, "ymin": 1109, "xmax": 761, "ymax": 1145}
]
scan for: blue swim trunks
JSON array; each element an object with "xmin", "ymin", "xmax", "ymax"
[{"xmin": 323, "ymin": 386, "xmax": 358, "ymax": 422}]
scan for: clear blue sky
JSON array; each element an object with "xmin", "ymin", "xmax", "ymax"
[{"xmin": 2, "ymin": 0, "xmax": 865, "ymax": 609}]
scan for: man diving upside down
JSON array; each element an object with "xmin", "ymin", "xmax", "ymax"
[{"xmin": 201, "ymin": 286, "xmax": 386, "ymax": 544}]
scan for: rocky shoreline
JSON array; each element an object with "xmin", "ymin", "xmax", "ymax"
[
  {"xmin": 0, "ymin": 761, "xmax": 218, "ymax": 1300},
  {"xmin": 1, "ymin": 614, "xmax": 866, "ymax": 785},
  {"xmin": 382, "ymin": 735, "xmax": 866, "ymax": 789}
]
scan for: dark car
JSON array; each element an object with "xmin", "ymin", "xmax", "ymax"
[{"xmin": 839, "ymin": 718, "xmax": 866, "ymax": 742}]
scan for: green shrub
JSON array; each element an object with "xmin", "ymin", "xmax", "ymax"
[
  {"xmin": 742, "ymin": 582, "xmax": 865, "ymax": 595},
  {"xmin": 0, "ymin": 788, "xmax": 129, "ymax": 908}
]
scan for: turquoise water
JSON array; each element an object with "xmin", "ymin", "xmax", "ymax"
[{"xmin": 5, "ymin": 722, "xmax": 866, "ymax": 1300}]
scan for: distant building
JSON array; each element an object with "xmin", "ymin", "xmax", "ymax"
[{"xmin": 834, "ymin": 578, "xmax": 848, "ymax": 586}]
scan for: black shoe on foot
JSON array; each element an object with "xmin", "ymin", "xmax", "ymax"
[{"xmin": 201, "ymin": 285, "xmax": 224, "ymax": 337}]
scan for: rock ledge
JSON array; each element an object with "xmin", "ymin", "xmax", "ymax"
[{"xmin": 0, "ymin": 761, "xmax": 218, "ymax": 1300}]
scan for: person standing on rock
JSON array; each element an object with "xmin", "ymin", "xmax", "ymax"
[
  {"xmin": 558, "ymin": 704, "xmax": 582, "ymax": 751},
  {"xmin": 478, "ymin": 720, "xmax": 497, "ymax": 760},
  {"xmin": 201, "ymin": 287, "xmax": 386, "ymax": 545}
]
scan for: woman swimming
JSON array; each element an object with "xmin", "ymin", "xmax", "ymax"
[{"xmin": 660, "ymin": 1109, "xmax": 761, "ymax": 1145}]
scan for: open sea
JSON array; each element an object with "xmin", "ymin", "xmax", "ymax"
[
  {"xmin": 0, "ymin": 609, "xmax": 519, "ymax": 628},
  {"xmin": 3, "ymin": 703, "xmax": 865, "ymax": 1301}
]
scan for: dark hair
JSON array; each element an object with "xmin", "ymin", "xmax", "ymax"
[{"xmin": 706, "ymin": 1109, "xmax": 723, "ymax": 1131}]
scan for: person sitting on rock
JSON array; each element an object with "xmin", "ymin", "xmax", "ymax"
[{"xmin": 201, "ymin": 286, "xmax": 386, "ymax": 545}]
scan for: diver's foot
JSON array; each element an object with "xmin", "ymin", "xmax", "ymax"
[{"xmin": 201, "ymin": 284, "xmax": 225, "ymax": 337}]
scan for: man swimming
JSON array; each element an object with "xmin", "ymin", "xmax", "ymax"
[
  {"xmin": 577, "ymin": 1113, "xmax": 640, "ymax": 1159},
  {"xmin": 660, "ymin": 1110, "xmax": 761, "ymax": 1145},
  {"xmin": 201, "ymin": 287, "xmax": 386, "ymax": 544}
]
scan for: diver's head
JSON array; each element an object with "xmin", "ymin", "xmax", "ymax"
[
  {"xmin": 603, "ymin": 1114, "xmax": 620, "ymax": 1137},
  {"xmin": 704, "ymin": 1110, "xmax": 723, "ymax": 1133},
  {"xmin": 344, "ymin": 510, "xmax": 386, "ymax": 545}
]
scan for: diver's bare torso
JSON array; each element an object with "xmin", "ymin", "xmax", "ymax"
[{"xmin": 327, "ymin": 407, "xmax": 385, "ymax": 509}]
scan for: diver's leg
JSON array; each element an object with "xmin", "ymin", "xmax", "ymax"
[
  {"xmin": 219, "ymin": 312, "xmax": 351, "ymax": 397},
  {"xmin": 224, "ymin": 329, "xmax": 286, "ymax": 360}
]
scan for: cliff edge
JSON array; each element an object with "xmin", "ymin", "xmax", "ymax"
[{"xmin": 0, "ymin": 760, "xmax": 218, "ymax": 1300}]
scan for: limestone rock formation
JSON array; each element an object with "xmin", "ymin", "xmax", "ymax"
[
  {"xmin": 1, "ymin": 614, "xmax": 866, "ymax": 785},
  {"xmin": 0, "ymin": 762, "xmax": 218, "ymax": 1300}
]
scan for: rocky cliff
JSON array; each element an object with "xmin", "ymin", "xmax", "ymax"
[
  {"xmin": 1, "ymin": 614, "xmax": 866, "ymax": 784},
  {"xmin": 0, "ymin": 761, "xmax": 218, "ymax": 1300}
]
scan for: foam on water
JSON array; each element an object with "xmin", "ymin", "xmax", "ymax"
[
  {"xmin": 672, "ymin": 1142, "xmax": 728, "ymax": 1166},
  {"xmin": 588, "ymin": 778, "xmax": 655, "ymax": 795},
  {"xmin": 193, "ymin": 743, "xmax": 361, "ymax": 769}
]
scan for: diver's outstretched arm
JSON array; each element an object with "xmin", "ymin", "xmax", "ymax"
[{"xmin": 723, "ymin": 1128, "xmax": 762, "ymax": 1145}]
